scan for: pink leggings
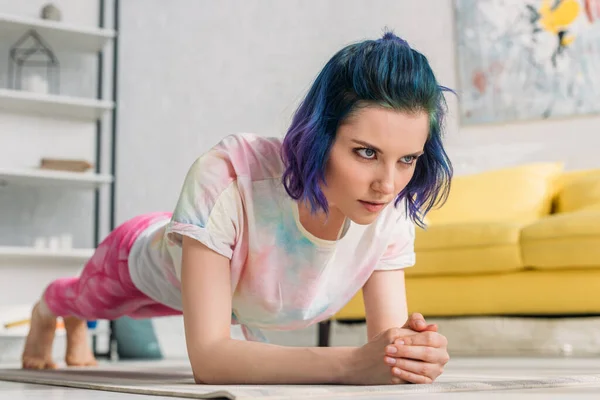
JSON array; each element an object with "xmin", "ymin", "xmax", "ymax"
[{"xmin": 43, "ymin": 212, "xmax": 182, "ymax": 320}]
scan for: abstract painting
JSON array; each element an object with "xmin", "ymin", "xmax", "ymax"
[{"xmin": 454, "ymin": 0, "xmax": 600, "ymax": 125}]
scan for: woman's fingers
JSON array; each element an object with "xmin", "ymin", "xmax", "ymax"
[
  {"xmin": 394, "ymin": 330, "xmax": 448, "ymax": 349},
  {"xmin": 382, "ymin": 328, "xmax": 450, "ymax": 384},
  {"xmin": 405, "ymin": 313, "xmax": 426, "ymax": 330},
  {"xmin": 385, "ymin": 342, "xmax": 449, "ymax": 365},
  {"xmin": 391, "ymin": 367, "xmax": 434, "ymax": 384},
  {"xmin": 384, "ymin": 357, "xmax": 444, "ymax": 383},
  {"xmin": 404, "ymin": 313, "xmax": 439, "ymax": 333}
]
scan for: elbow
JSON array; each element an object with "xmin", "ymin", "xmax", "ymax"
[
  {"xmin": 190, "ymin": 341, "xmax": 231, "ymax": 385},
  {"xmin": 192, "ymin": 365, "xmax": 207, "ymax": 384},
  {"xmin": 192, "ymin": 364, "xmax": 219, "ymax": 385},
  {"xmin": 192, "ymin": 368, "xmax": 229, "ymax": 385},
  {"xmin": 193, "ymin": 372, "xmax": 209, "ymax": 385}
]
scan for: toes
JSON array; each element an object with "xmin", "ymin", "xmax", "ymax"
[
  {"xmin": 65, "ymin": 356, "xmax": 98, "ymax": 367},
  {"xmin": 67, "ymin": 361, "xmax": 96, "ymax": 367},
  {"xmin": 22, "ymin": 358, "xmax": 56, "ymax": 370},
  {"xmin": 22, "ymin": 358, "xmax": 40, "ymax": 369}
]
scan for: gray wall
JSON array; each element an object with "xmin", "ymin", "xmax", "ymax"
[
  {"xmin": 115, "ymin": 0, "xmax": 455, "ymax": 222},
  {"xmin": 116, "ymin": 0, "xmax": 600, "ymax": 224}
]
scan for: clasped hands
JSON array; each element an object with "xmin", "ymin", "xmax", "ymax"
[
  {"xmin": 384, "ymin": 313, "xmax": 449, "ymax": 384},
  {"xmin": 356, "ymin": 313, "xmax": 449, "ymax": 385}
]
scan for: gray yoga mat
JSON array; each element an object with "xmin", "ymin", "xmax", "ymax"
[{"xmin": 1, "ymin": 363, "xmax": 600, "ymax": 399}]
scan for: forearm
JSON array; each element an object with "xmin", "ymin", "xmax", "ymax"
[
  {"xmin": 192, "ymin": 338, "xmax": 357, "ymax": 385},
  {"xmin": 362, "ymin": 270, "xmax": 409, "ymax": 341}
]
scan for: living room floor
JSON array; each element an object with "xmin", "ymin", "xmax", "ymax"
[{"xmin": 1, "ymin": 357, "xmax": 600, "ymax": 399}]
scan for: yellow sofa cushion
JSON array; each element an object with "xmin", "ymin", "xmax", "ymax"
[
  {"xmin": 581, "ymin": 203, "xmax": 600, "ymax": 211},
  {"xmin": 415, "ymin": 222, "xmax": 521, "ymax": 250},
  {"xmin": 333, "ymin": 269, "xmax": 600, "ymax": 320},
  {"xmin": 556, "ymin": 170, "xmax": 600, "ymax": 213},
  {"xmin": 521, "ymin": 210, "xmax": 600, "ymax": 269},
  {"xmin": 426, "ymin": 163, "xmax": 563, "ymax": 225},
  {"xmin": 405, "ymin": 269, "xmax": 600, "ymax": 316},
  {"xmin": 553, "ymin": 168, "xmax": 600, "ymax": 194},
  {"xmin": 409, "ymin": 222, "xmax": 523, "ymax": 276},
  {"xmin": 409, "ymin": 246, "xmax": 522, "ymax": 277}
]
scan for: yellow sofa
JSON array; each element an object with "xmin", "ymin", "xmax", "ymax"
[{"xmin": 318, "ymin": 163, "xmax": 600, "ymax": 346}]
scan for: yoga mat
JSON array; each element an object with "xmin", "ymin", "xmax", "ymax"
[{"xmin": 1, "ymin": 362, "xmax": 599, "ymax": 399}]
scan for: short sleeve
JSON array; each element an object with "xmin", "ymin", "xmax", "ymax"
[
  {"xmin": 165, "ymin": 152, "xmax": 242, "ymax": 260},
  {"xmin": 375, "ymin": 214, "xmax": 416, "ymax": 271}
]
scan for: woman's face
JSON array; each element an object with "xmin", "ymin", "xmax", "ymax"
[{"xmin": 322, "ymin": 106, "xmax": 429, "ymax": 225}]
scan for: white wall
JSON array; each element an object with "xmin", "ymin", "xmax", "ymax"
[
  {"xmin": 116, "ymin": 0, "xmax": 600, "ymax": 224},
  {"xmin": 115, "ymin": 0, "xmax": 452, "ymax": 221}
]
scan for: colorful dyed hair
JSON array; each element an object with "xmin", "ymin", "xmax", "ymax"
[{"xmin": 281, "ymin": 30, "xmax": 453, "ymax": 227}]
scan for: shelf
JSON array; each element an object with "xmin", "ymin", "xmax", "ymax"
[
  {"xmin": 0, "ymin": 168, "xmax": 113, "ymax": 190},
  {"xmin": 0, "ymin": 246, "xmax": 94, "ymax": 264},
  {"xmin": 0, "ymin": 88, "xmax": 114, "ymax": 121},
  {"xmin": 0, "ymin": 12, "xmax": 115, "ymax": 53}
]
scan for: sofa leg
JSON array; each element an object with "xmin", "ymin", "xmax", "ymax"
[{"xmin": 318, "ymin": 320, "xmax": 331, "ymax": 347}]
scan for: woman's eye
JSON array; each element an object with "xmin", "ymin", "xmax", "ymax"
[
  {"xmin": 356, "ymin": 148, "xmax": 376, "ymax": 159},
  {"xmin": 400, "ymin": 155, "xmax": 416, "ymax": 164}
]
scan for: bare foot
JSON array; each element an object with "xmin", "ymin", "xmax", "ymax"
[
  {"xmin": 64, "ymin": 316, "xmax": 98, "ymax": 367},
  {"xmin": 22, "ymin": 302, "xmax": 58, "ymax": 369}
]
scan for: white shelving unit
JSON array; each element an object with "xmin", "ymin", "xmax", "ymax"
[
  {"xmin": 0, "ymin": 12, "xmax": 115, "ymax": 53},
  {"xmin": 0, "ymin": 8, "xmax": 117, "ymax": 271},
  {"xmin": 0, "ymin": 88, "xmax": 114, "ymax": 121},
  {"xmin": 0, "ymin": 167, "xmax": 113, "ymax": 190},
  {"xmin": 0, "ymin": 5, "xmax": 118, "ymax": 360}
]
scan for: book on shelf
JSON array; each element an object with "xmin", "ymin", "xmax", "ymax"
[{"xmin": 40, "ymin": 158, "xmax": 93, "ymax": 173}]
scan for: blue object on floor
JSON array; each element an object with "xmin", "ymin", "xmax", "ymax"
[{"xmin": 113, "ymin": 316, "xmax": 163, "ymax": 359}]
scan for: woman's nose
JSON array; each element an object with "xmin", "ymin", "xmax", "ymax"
[{"xmin": 373, "ymin": 167, "xmax": 395, "ymax": 195}]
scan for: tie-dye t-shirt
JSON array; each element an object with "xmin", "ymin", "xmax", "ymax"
[{"xmin": 127, "ymin": 133, "xmax": 416, "ymax": 341}]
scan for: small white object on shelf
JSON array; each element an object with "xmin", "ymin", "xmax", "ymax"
[
  {"xmin": 48, "ymin": 236, "xmax": 60, "ymax": 251},
  {"xmin": 0, "ymin": 88, "xmax": 114, "ymax": 121},
  {"xmin": 0, "ymin": 12, "xmax": 115, "ymax": 53},
  {"xmin": 33, "ymin": 237, "xmax": 47, "ymax": 249},
  {"xmin": 0, "ymin": 167, "xmax": 113, "ymax": 190},
  {"xmin": 59, "ymin": 234, "xmax": 73, "ymax": 250},
  {"xmin": 21, "ymin": 73, "xmax": 49, "ymax": 94},
  {"xmin": 32, "ymin": 235, "xmax": 74, "ymax": 251},
  {"xmin": 0, "ymin": 246, "xmax": 94, "ymax": 264}
]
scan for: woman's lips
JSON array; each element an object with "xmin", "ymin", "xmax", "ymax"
[{"xmin": 359, "ymin": 200, "xmax": 386, "ymax": 212}]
